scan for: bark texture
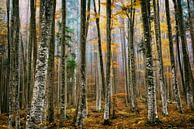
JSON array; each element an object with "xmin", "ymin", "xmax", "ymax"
[
  {"xmin": 104, "ymin": 0, "xmax": 111, "ymax": 124},
  {"xmin": 141, "ymin": 0, "xmax": 157, "ymax": 123},
  {"xmin": 60, "ymin": 0, "xmax": 67, "ymax": 127},
  {"xmin": 76, "ymin": 0, "xmax": 87, "ymax": 128},
  {"xmin": 153, "ymin": 0, "xmax": 168, "ymax": 115},
  {"xmin": 47, "ymin": 0, "xmax": 56, "ymax": 123},
  {"xmin": 26, "ymin": 0, "xmax": 55, "ymax": 128}
]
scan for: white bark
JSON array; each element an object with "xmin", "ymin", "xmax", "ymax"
[{"xmin": 26, "ymin": 1, "xmax": 53, "ymax": 128}]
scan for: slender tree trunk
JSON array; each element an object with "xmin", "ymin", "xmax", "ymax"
[
  {"xmin": 93, "ymin": 0, "xmax": 106, "ymax": 101},
  {"xmin": 32, "ymin": 1, "xmax": 37, "ymax": 73},
  {"xmin": 20, "ymin": 37, "xmax": 26, "ymax": 109},
  {"xmin": 141, "ymin": 0, "xmax": 157, "ymax": 123},
  {"xmin": 26, "ymin": 1, "xmax": 36, "ymax": 122},
  {"xmin": 153, "ymin": 0, "xmax": 168, "ymax": 115},
  {"xmin": 9, "ymin": 0, "xmax": 20, "ymax": 127},
  {"xmin": 6, "ymin": 0, "xmax": 10, "ymax": 114},
  {"xmin": 165, "ymin": 0, "xmax": 182, "ymax": 113},
  {"xmin": 104, "ymin": 0, "xmax": 111, "ymax": 125},
  {"xmin": 173, "ymin": 4, "xmax": 186, "ymax": 99},
  {"xmin": 27, "ymin": 0, "xmax": 36, "ymax": 110},
  {"xmin": 60, "ymin": 0, "xmax": 67, "ymax": 127},
  {"xmin": 128, "ymin": 1, "xmax": 137, "ymax": 112},
  {"xmin": 85, "ymin": 0, "xmax": 91, "ymax": 117},
  {"xmin": 15, "ymin": 19, "xmax": 21, "ymax": 128},
  {"xmin": 127, "ymin": 19, "xmax": 133, "ymax": 112},
  {"xmin": 47, "ymin": 0, "xmax": 56, "ymax": 123},
  {"xmin": 76, "ymin": 0, "xmax": 87, "ymax": 128}
]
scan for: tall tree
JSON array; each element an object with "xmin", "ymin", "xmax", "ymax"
[
  {"xmin": 93, "ymin": 0, "xmax": 105, "ymax": 111},
  {"xmin": 47, "ymin": 0, "xmax": 56, "ymax": 123},
  {"xmin": 27, "ymin": 0, "xmax": 37, "ymax": 110},
  {"xmin": 104, "ymin": 0, "xmax": 111, "ymax": 125},
  {"xmin": 6, "ymin": 0, "xmax": 10, "ymax": 114},
  {"xmin": 165, "ymin": 0, "xmax": 182, "ymax": 113},
  {"xmin": 26, "ymin": 0, "xmax": 56, "ymax": 128},
  {"xmin": 173, "ymin": 1, "xmax": 186, "ymax": 99},
  {"xmin": 173, "ymin": 0, "xmax": 194, "ymax": 110},
  {"xmin": 60, "ymin": 0, "xmax": 67, "ymax": 127},
  {"xmin": 6, "ymin": 0, "xmax": 12, "ymax": 126},
  {"xmin": 141, "ymin": 0, "xmax": 157, "ymax": 123},
  {"xmin": 127, "ymin": 0, "xmax": 137, "ymax": 112},
  {"xmin": 76, "ymin": 0, "xmax": 87, "ymax": 128},
  {"xmin": 15, "ymin": 0, "xmax": 20, "ymax": 125},
  {"xmin": 153, "ymin": 0, "xmax": 168, "ymax": 115},
  {"xmin": 8, "ymin": 0, "xmax": 20, "ymax": 127}
]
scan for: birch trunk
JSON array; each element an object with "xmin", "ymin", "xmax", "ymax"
[
  {"xmin": 141, "ymin": 0, "xmax": 157, "ymax": 123},
  {"xmin": 26, "ymin": 0, "xmax": 54, "ymax": 128}
]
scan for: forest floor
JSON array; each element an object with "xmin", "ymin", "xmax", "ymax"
[{"xmin": 1, "ymin": 97, "xmax": 194, "ymax": 129}]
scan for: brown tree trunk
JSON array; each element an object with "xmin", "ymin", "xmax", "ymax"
[
  {"xmin": 76, "ymin": 0, "xmax": 87, "ymax": 128},
  {"xmin": 104, "ymin": 0, "xmax": 112, "ymax": 125},
  {"xmin": 165, "ymin": 0, "xmax": 182, "ymax": 113}
]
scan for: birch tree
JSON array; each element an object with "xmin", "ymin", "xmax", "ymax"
[
  {"xmin": 141, "ymin": 0, "xmax": 157, "ymax": 123},
  {"xmin": 26, "ymin": 0, "xmax": 55, "ymax": 128}
]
